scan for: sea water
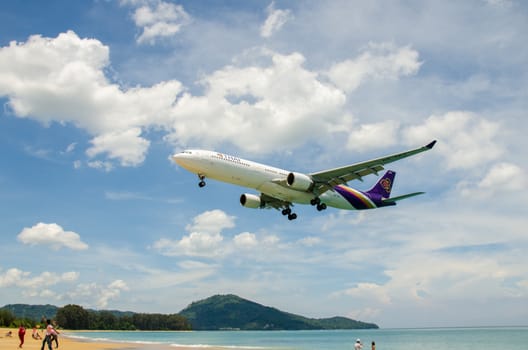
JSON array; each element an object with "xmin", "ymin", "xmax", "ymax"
[{"xmin": 67, "ymin": 327, "xmax": 528, "ymax": 350}]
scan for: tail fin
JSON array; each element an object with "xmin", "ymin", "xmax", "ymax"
[{"xmin": 367, "ymin": 170, "xmax": 395, "ymax": 198}]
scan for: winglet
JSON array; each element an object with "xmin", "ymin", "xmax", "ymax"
[{"xmin": 425, "ymin": 140, "xmax": 437, "ymax": 149}]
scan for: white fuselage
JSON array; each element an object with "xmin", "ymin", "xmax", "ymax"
[{"xmin": 172, "ymin": 150, "xmax": 354, "ymax": 209}]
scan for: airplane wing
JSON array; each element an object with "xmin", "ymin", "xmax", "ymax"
[{"xmin": 309, "ymin": 140, "xmax": 436, "ymax": 194}]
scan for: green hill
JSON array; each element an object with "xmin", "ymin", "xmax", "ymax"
[
  {"xmin": 2, "ymin": 294, "xmax": 379, "ymax": 330},
  {"xmin": 0, "ymin": 304, "xmax": 58, "ymax": 321},
  {"xmin": 0, "ymin": 304, "xmax": 134, "ymax": 323},
  {"xmin": 179, "ymin": 294, "xmax": 378, "ymax": 330}
]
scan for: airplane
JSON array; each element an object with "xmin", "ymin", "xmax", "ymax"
[{"xmin": 171, "ymin": 140, "xmax": 436, "ymax": 220}]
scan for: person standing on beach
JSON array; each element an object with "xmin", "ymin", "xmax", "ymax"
[
  {"xmin": 371, "ymin": 341, "xmax": 376, "ymax": 350},
  {"xmin": 41, "ymin": 319, "xmax": 57, "ymax": 350},
  {"xmin": 50, "ymin": 320, "xmax": 59, "ymax": 349},
  {"xmin": 18, "ymin": 325, "xmax": 26, "ymax": 348},
  {"xmin": 354, "ymin": 339, "xmax": 363, "ymax": 350}
]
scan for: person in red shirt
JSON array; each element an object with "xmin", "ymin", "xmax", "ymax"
[{"xmin": 18, "ymin": 325, "xmax": 26, "ymax": 348}]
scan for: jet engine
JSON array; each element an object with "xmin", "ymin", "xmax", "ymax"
[
  {"xmin": 240, "ymin": 193, "xmax": 262, "ymax": 208},
  {"xmin": 286, "ymin": 172, "xmax": 314, "ymax": 191}
]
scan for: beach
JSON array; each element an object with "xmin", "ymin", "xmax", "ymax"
[{"xmin": 0, "ymin": 328, "xmax": 229, "ymax": 350}]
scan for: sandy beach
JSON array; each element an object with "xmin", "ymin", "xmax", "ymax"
[{"xmin": 0, "ymin": 328, "xmax": 229, "ymax": 350}]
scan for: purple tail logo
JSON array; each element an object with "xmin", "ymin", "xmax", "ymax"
[
  {"xmin": 379, "ymin": 178, "xmax": 392, "ymax": 193},
  {"xmin": 367, "ymin": 170, "xmax": 395, "ymax": 198}
]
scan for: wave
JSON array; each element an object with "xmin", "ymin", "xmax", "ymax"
[
  {"xmin": 169, "ymin": 345, "xmax": 266, "ymax": 349},
  {"xmin": 66, "ymin": 333, "xmax": 266, "ymax": 349}
]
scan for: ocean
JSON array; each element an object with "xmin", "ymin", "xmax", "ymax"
[{"xmin": 67, "ymin": 327, "xmax": 528, "ymax": 349}]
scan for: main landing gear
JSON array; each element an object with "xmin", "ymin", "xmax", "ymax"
[
  {"xmin": 310, "ymin": 197, "xmax": 327, "ymax": 211},
  {"xmin": 198, "ymin": 174, "xmax": 206, "ymax": 187},
  {"xmin": 281, "ymin": 207, "xmax": 297, "ymax": 221}
]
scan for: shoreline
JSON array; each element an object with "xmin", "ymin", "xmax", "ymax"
[{"xmin": 0, "ymin": 328, "xmax": 231, "ymax": 350}]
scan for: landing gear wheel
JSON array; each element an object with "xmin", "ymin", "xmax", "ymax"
[
  {"xmin": 198, "ymin": 175, "xmax": 206, "ymax": 187},
  {"xmin": 310, "ymin": 197, "xmax": 321, "ymax": 206},
  {"xmin": 316, "ymin": 203, "xmax": 327, "ymax": 211},
  {"xmin": 282, "ymin": 208, "xmax": 292, "ymax": 216},
  {"xmin": 287, "ymin": 213, "xmax": 297, "ymax": 220}
]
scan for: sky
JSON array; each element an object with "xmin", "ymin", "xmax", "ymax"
[{"xmin": 0, "ymin": 0, "xmax": 527, "ymax": 329}]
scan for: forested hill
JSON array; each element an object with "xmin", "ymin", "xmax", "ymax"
[
  {"xmin": 1, "ymin": 304, "xmax": 58, "ymax": 321},
  {"xmin": 179, "ymin": 294, "xmax": 378, "ymax": 330},
  {"xmin": 0, "ymin": 303, "xmax": 133, "ymax": 322},
  {"xmin": 2, "ymin": 294, "xmax": 378, "ymax": 330}
]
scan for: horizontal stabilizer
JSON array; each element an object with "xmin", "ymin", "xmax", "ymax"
[{"xmin": 382, "ymin": 191, "xmax": 425, "ymax": 204}]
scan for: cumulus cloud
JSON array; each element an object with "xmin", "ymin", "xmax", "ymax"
[
  {"xmin": 152, "ymin": 210, "xmax": 282, "ymax": 258},
  {"xmin": 403, "ymin": 111, "xmax": 503, "ymax": 170},
  {"xmin": 260, "ymin": 1, "xmax": 292, "ymax": 38},
  {"xmin": 153, "ymin": 210, "xmax": 234, "ymax": 257},
  {"xmin": 0, "ymin": 31, "xmax": 184, "ymax": 168},
  {"xmin": 459, "ymin": 162, "xmax": 526, "ymax": 197},
  {"xmin": 165, "ymin": 51, "xmax": 347, "ymax": 153},
  {"xmin": 0, "ymin": 268, "xmax": 79, "ymax": 289},
  {"xmin": 233, "ymin": 232, "xmax": 258, "ymax": 249},
  {"xmin": 17, "ymin": 222, "xmax": 88, "ymax": 250},
  {"xmin": 65, "ymin": 279, "xmax": 129, "ymax": 308},
  {"xmin": 122, "ymin": 0, "xmax": 191, "ymax": 44},
  {"xmin": 327, "ymin": 42, "xmax": 422, "ymax": 92},
  {"xmin": 0, "ymin": 31, "xmax": 432, "ymax": 166},
  {"xmin": 346, "ymin": 120, "xmax": 400, "ymax": 151},
  {"xmin": 86, "ymin": 127, "xmax": 150, "ymax": 167}
]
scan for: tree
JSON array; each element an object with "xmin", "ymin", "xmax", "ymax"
[
  {"xmin": 55, "ymin": 304, "xmax": 90, "ymax": 330},
  {"xmin": 0, "ymin": 309, "xmax": 15, "ymax": 327}
]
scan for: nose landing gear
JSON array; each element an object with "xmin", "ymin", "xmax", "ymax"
[{"xmin": 198, "ymin": 175, "xmax": 206, "ymax": 187}]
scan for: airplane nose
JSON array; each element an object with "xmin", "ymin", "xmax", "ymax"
[{"xmin": 171, "ymin": 153, "xmax": 185, "ymax": 166}]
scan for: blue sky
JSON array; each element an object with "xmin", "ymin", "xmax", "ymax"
[{"xmin": 1, "ymin": 0, "xmax": 527, "ymax": 328}]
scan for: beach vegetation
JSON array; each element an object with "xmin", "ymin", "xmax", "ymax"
[{"xmin": 55, "ymin": 304, "xmax": 191, "ymax": 330}]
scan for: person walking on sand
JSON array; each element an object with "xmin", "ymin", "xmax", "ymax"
[
  {"xmin": 50, "ymin": 321, "xmax": 59, "ymax": 349},
  {"xmin": 41, "ymin": 319, "xmax": 57, "ymax": 350},
  {"xmin": 18, "ymin": 325, "xmax": 26, "ymax": 348}
]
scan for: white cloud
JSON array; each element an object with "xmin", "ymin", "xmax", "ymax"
[
  {"xmin": 153, "ymin": 210, "xmax": 234, "ymax": 257},
  {"xmin": 234, "ymin": 232, "xmax": 258, "ymax": 249},
  {"xmin": 17, "ymin": 222, "xmax": 88, "ymax": 250},
  {"xmin": 65, "ymin": 279, "xmax": 129, "ymax": 309},
  {"xmin": 477, "ymin": 163, "xmax": 526, "ymax": 191},
  {"xmin": 86, "ymin": 127, "xmax": 150, "ymax": 167},
  {"xmin": 346, "ymin": 120, "xmax": 400, "ymax": 151},
  {"xmin": 185, "ymin": 209, "xmax": 236, "ymax": 234},
  {"xmin": 126, "ymin": 0, "xmax": 191, "ymax": 45},
  {"xmin": 0, "ymin": 268, "xmax": 79, "ymax": 289},
  {"xmin": 403, "ymin": 111, "xmax": 503, "ymax": 170},
  {"xmin": 0, "ymin": 31, "xmax": 433, "ymax": 164},
  {"xmin": 327, "ymin": 42, "xmax": 422, "ymax": 92},
  {"xmin": 260, "ymin": 1, "xmax": 292, "ymax": 38},
  {"xmin": 87, "ymin": 160, "xmax": 114, "ymax": 172},
  {"xmin": 459, "ymin": 162, "xmax": 526, "ymax": 198},
  {"xmin": 152, "ymin": 210, "xmax": 284, "ymax": 258},
  {"xmin": 0, "ymin": 31, "xmax": 185, "ymax": 168},
  {"xmin": 0, "ymin": 29, "xmax": 517, "ymax": 176},
  {"xmin": 166, "ymin": 51, "xmax": 347, "ymax": 153}
]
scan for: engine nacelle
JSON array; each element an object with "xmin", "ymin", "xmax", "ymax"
[
  {"xmin": 286, "ymin": 172, "xmax": 314, "ymax": 191},
  {"xmin": 240, "ymin": 193, "xmax": 262, "ymax": 208}
]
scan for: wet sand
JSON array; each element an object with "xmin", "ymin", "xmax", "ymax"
[{"xmin": 0, "ymin": 328, "xmax": 228, "ymax": 350}]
